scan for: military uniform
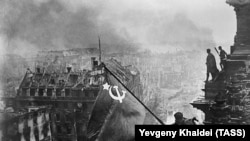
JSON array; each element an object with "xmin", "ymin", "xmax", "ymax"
[
  {"xmin": 219, "ymin": 49, "xmax": 227, "ymax": 70},
  {"xmin": 206, "ymin": 53, "xmax": 218, "ymax": 81},
  {"xmin": 173, "ymin": 112, "xmax": 197, "ymax": 125}
]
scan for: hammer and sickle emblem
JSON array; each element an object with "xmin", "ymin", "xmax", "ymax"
[{"xmin": 108, "ymin": 86, "xmax": 126, "ymax": 103}]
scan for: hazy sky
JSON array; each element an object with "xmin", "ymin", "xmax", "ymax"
[
  {"xmin": 99, "ymin": 0, "xmax": 236, "ymax": 52},
  {"xmin": 0, "ymin": 0, "xmax": 236, "ymax": 56}
]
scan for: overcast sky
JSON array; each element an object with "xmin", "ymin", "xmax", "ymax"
[
  {"xmin": 99, "ymin": 0, "xmax": 236, "ymax": 52},
  {"xmin": 0, "ymin": 0, "xmax": 236, "ymax": 56}
]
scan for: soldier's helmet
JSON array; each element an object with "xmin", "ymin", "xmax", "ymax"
[{"xmin": 174, "ymin": 112, "xmax": 183, "ymax": 120}]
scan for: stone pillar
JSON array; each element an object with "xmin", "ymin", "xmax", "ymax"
[
  {"xmin": 235, "ymin": 4, "xmax": 250, "ymax": 47},
  {"xmin": 225, "ymin": 1, "xmax": 250, "ymax": 77},
  {"xmin": 227, "ymin": 0, "xmax": 250, "ymax": 49}
]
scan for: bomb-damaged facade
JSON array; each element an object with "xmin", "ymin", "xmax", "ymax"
[
  {"xmin": 0, "ymin": 46, "xmax": 145, "ymax": 140},
  {"xmin": 1, "ymin": 54, "xmax": 102, "ymax": 140}
]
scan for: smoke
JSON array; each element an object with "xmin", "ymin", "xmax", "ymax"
[
  {"xmin": 0, "ymin": 0, "xmax": 137, "ymax": 57},
  {"xmin": 96, "ymin": 0, "xmax": 217, "ymax": 52},
  {"xmin": 0, "ymin": 0, "xmax": 234, "ymax": 56},
  {"xmin": 227, "ymin": 0, "xmax": 250, "ymax": 5},
  {"xmin": 145, "ymin": 12, "xmax": 215, "ymax": 51}
]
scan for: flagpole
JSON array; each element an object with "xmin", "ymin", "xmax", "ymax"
[{"xmin": 103, "ymin": 63, "xmax": 165, "ymax": 125}]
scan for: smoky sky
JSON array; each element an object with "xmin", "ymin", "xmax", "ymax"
[
  {"xmin": 0, "ymin": 0, "xmax": 236, "ymax": 57},
  {"xmin": 0, "ymin": 0, "xmax": 138, "ymax": 55}
]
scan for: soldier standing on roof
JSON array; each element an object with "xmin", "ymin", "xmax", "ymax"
[
  {"xmin": 218, "ymin": 46, "xmax": 227, "ymax": 71},
  {"xmin": 206, "ymin": 49, "xmax": 219, "ymax": 82}
]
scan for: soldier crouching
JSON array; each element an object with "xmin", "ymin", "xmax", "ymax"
[{"xmin": 173, "ymin": 112, "xmax": 201, "ymax": 125}]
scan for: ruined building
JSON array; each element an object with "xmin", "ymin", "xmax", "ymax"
[
  {"xmin": 0, "ymin": 54, "xmax": 143, "ymax": 140},
  {"xmin": 192, "ymin": 0, "xmax": 250, "ymax": 124}
]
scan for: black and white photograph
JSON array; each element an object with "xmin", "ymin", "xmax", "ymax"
[{"xmin": 0, "ymin": 0, "xmax": 250, "ymax": 140}]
